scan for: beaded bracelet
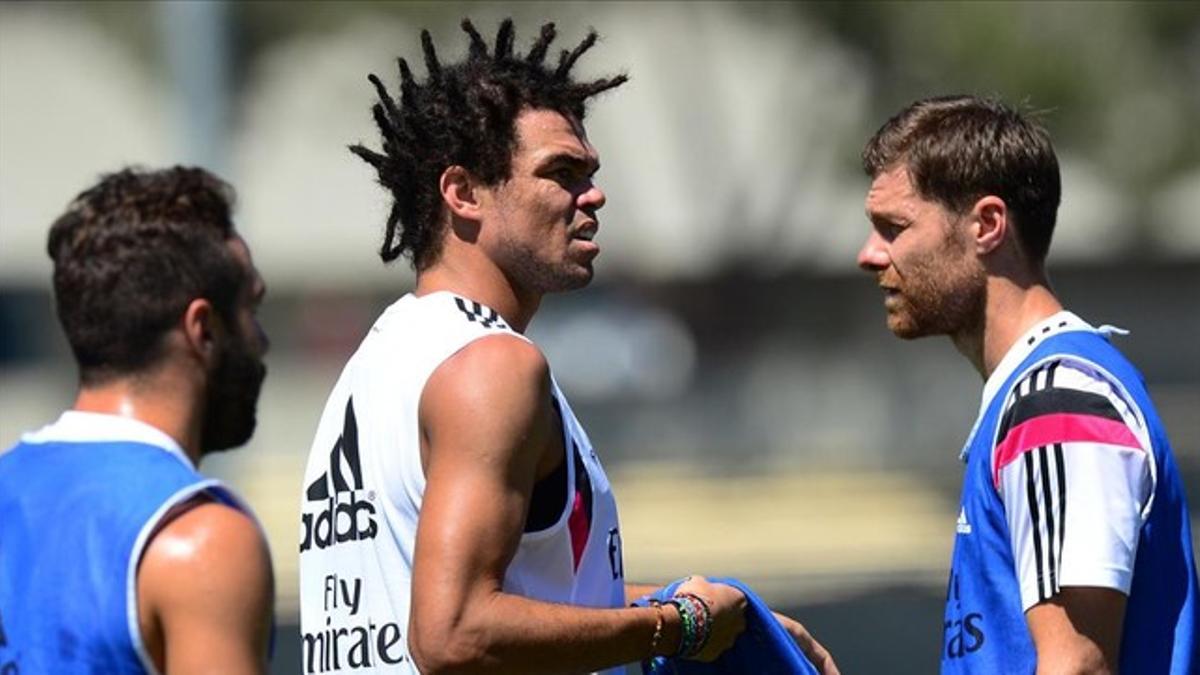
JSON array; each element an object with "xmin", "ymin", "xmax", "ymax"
[
  {"xmin": 682, "ymin": 593, "xmax": 713, "ymax": 656},
  {"xmin": 677, "ymin": 597, "xmax": 697, "ymax": 654},
  {"xmin": 663, "ymin": 598, "xmax": 689, "ymax": 656},
  {"xmin": 666, "ymin": 592, "xmax": 713, "ymax": 658},
  {"xmin": 672, "ymin": 595, "xmax": 700, "ymax": 657},
  {"xmin": 647, "ymin": 599, "xmax": 667, "ymax": 655},
  {"xmin": 688, "ymin": 594, "xmax": 712, "ymax": 655}
]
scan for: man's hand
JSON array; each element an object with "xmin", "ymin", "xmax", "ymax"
[
  {"xmin": 772, "ymin": 611, "xmax": 841, "ymax": 675},
  {"xmin": 674, "ymin": 577, "xmax": 747, "ymax": 662}
]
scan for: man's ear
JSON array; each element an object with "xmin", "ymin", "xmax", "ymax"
[
  {"xmin": 972, "ymin": 195, "xmax": 1008, "ymax": 256},
  {"xmin": 439, "ymin": 165, "xmax": 483, "ymax": 221},
  {"xmin": 181, "ymin": 298, "xmax": 218, "ymax": 365}
]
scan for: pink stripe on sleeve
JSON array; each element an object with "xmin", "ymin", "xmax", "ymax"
[{"xmin": 993, "ymin": 413, "xmax": 1142, "ymax": 486}]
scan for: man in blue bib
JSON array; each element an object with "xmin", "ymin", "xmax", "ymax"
[
  {"xmin": 0, "ymin": 167, "xmax": 275, "ymax": 674},
  {"xmin": 857, "ymin": 96, "xmax": 1197, "ymax": 673}
]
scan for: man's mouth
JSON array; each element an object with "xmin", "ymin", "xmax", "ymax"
[
  {"xmin": 571, "ymin": 223, "xmax": 598, "ymax": 241},
  {"xmin": 880, "ymin": 286, "xmax": 901, "ymax": 306}
]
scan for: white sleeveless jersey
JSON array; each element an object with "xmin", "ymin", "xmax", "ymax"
[{"xmin": 298, "ymin": 291, "xmax": 626, "ymax": 674}]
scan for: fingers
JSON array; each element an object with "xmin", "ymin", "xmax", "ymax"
[
  {"xmin": 771, "ymin": 611, "xmax": 841, "ymax": 675},
  {"xmin": 803, "ymin": 638, "xmax": 840, "ymax": 675},
  {"xmin": 666, "ymin": 582, "xmax": 840, "ymax": 673}
]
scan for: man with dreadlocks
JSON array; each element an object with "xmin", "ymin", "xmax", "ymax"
[{"xmin": 298, "ymin": 19, "xmax": 840, "ymax": 675}]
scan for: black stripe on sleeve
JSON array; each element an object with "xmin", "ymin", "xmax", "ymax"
[
  {"xmin": 1038, "ymin": 446, "xmax": 1058, "ymax": 595},
  {"xmin": 1054, "ymin": 442, "xmax": 1066, "ymax": 592},
  {"xmin": 997, "ymin": 388, "xmax": 1124, "ymax": 441},
  {"xmin": 998, "ymin": 363, "xmax": 1051, "ymax": 440},
  {"xmin": 1025, "ymin": 450, "xmax": 1048, "ymax": 601}
]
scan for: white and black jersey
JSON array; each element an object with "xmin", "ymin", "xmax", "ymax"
[
  {"xmin": 298, "ymin": 292, "xmax": 626, "ymax": 674},
  {"xmin": 988, "ymin": 313, "xmax": 1153, "ymax": 611}
]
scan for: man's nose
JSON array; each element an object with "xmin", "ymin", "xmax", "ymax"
[
  {"xmin": 857, "ymin": 230, "xmax": 889, "ymax": 272},
  {"xmin": 578, "ymin": 182, "xmax": 605, "ymax": 211}
]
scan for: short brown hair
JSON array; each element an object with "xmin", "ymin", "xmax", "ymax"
[
  {"xmin": 862, "ymin": 95, "xmax": 1061, "ymax": 262},
  {"xmin": 47, "ymin": 166, "xmax": 244, "ymax": 385}
]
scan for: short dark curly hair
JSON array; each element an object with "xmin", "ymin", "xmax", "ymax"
[
  {"xmin": 862, "ymin": 95, "xmax": 1061, "ymax": 263},
  {"xmin": 351, "ymin": 18, "xmax": 628, "ymax": 270},
  {"xmin": 46, "ymin": 167, "xmax": 245, "ymax": 385}
]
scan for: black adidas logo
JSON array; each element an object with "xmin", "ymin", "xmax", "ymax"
[
  {"xmin": 454, "ymin": 297, "xmax": 508, "ymax": 330},
  {"xmin": 300, "ymin": 398, "xmax": 378, "ymax": 552}
]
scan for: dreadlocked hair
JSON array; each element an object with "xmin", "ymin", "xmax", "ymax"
[{"xmin": 350, "ymin": 18, "xmax": 628, "ymax": 269}]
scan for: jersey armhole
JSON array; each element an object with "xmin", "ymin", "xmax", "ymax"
[
  {"xmin": 127, "ymin": 479, "xmax": 244, "ymax": 675},
  {"xmin": 521, "ymin": 394, "xmax": 578, "ymax": 542}
]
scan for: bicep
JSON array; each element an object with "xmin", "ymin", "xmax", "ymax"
[
  {"xmin": 139, "ymin": 502, "xmax": 274, "ymax": 675},
  {"xmin": 412, "ymin": 337, "xmax": 556, "ymax": 620},
  {"xmin": 1025, "ymin": 587, "xmax": 1125, "ymax": 673}
]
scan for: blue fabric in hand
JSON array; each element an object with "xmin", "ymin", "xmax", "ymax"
[{"xmin": 632, "ymin": 577, "xmax": 820, "ymax": 675}]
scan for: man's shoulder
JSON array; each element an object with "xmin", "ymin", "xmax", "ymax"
[
  {"xmin": 146, "ymin": 499, "xmax": 268, "ymax": 564},
  {"xmin": 421, "ymin": 334, "xmax": 553, "ymax": 449},
  {"xmin": 376, "ymin": 292, "xmax": 517, "ymax": 335},
  {"xmin": 139, "ymin": 499, "xmax": 271, "ymax": 614},
  {"xmin": 991, "ymin": 353, "xmax": 1152, "ymax": 483},
  {"xmin": 1001, "ymin": 352, "xmax": 1142, "ymax": 421},
  {"xmin": 137, "ymin": 499, "xmax": 273, "ymax": 671},
  {"xmin": 436, "ymin": 333, "xmax": 548, "ymax": 390},
  {"xmin": 362, "ymin": 292, "xmax": 528, "ymax": 374}
]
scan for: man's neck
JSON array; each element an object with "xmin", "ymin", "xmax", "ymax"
[
  {"xmin": 953, "ymin": 277, "xmax": 1062, "ymax": 380},
  {"xmin": 72, "ymin": 376, "xmax": 204, "ymax": 465},
  {"xmin": 415, "ymin": 260, "xmax": 541, "ymax": 333}
]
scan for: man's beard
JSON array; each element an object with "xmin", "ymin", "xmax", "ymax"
[
  {"xmin": 200, "ymin": 333, "xmax": 267, "ymax": 454},
  {"xmin": 885, "ymin": 253, "xmax": 986, "ymax": 341},
  {"xmin": 493, "ymin": 225, "xmax": 594, "ymax": 298}
]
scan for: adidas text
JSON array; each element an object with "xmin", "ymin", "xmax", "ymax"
[{"xmin": 300, "ymin": 490, "xmax": 378, "ymax": 552}]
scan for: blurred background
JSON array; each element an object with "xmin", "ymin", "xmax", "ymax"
[{"xmin": 2, "ymin": 1, "xmax": 1197, "ymax": 672}]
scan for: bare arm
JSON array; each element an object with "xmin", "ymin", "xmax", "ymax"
[
  {"xmin": 137, "ymin": 501, "xmax": 274, "ymax": 675},
  {"xmin": 409, "ymin": 335, "xmax": 742, "ymax": 675},
  {"xmin": 1026, "ymin": 587, "xmax": 1125, "ymax": 674}
]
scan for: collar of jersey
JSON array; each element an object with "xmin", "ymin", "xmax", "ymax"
[
  {"xmin": 958, "ymin": 310, "xmax": 1095, "ymax": 463},
  {"xmin": 980, "ymin": 310, "xmax": 1100, "ymax": 406},
  {"xmin": 21, "ymin": 410, "xmax": 193, "ymax": 468}
]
